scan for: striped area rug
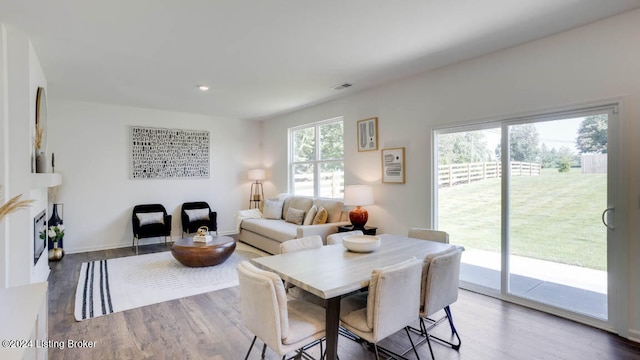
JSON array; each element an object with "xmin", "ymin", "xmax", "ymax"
[{"xmin": 74, "ymin": 245, "xmax": 262, "ymax": 321}]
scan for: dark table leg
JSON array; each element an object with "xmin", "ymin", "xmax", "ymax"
[{"xmin": 325, "ymin": 296, "xmax": 341, "ymax": 360}]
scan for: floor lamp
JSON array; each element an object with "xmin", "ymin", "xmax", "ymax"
[{"xmin": 248, "ymin": 169, "xmax": 265, "ymax": 209}]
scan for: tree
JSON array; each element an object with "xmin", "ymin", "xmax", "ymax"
[
  {"xmin": 508, "ymin": 124, "xmax": 540, "ymax": 162},
  {"xmin": 438, "ymin": 132, "xmax": 492, "ymax": 165},
  {"xmin": 576, "ymin": 115, "xmax": 607, "ymax": 154}
]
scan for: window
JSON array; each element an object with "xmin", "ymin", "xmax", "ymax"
[{"xmin": 289, "ymin": 117, "xmax": 344, "ymax": 198}]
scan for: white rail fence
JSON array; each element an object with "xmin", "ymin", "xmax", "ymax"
[
  {"xmin": 438, "ymin": 161, "xmax": 541, "ymax": 187},
  {"xmin": 294, "ymin": 171, "xmax": 344, "ymax": 197}
]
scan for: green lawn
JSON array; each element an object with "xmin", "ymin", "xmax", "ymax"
[{"xmin": 438, "ymin": 168, "xmax": 607, "ymax": 270}]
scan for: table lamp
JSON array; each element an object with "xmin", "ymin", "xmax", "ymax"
[
  {"xmin": 343, "ymin": 185, "xmax": 373, "ymax": 228},
  {"xmin": 248, "ymin": 169, "xmax": 265, "ymax": 208}
]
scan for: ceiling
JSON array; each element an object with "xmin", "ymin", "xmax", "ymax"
[{"xmin": 2, "ymin": 1, "xmax": 640, "ymax": 121}]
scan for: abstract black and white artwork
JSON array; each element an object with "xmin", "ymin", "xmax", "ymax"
[{"xmin": 130, "ymin": 126, "xmax": 210, "ymax": 179}]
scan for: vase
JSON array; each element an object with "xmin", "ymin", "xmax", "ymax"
[
  {"xmin": 48, "ymin": 204, "xmax": 63, "ymax": 249},
  {"xmin": 48, "ymin": 242, "xmax": 64, "ymax": 261},
  {"xmin": 36, "ymin": 151, "xmax": 47, "ymax": 173}
]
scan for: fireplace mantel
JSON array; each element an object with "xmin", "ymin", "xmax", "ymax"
[{"xmin": 31, "ymin": 173, "xmax": 62, "ymax": 188}]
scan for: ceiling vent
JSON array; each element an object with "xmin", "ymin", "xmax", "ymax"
[{"xmin": 333, "ymin": 83, "xmax": 352, "ymax": 90}]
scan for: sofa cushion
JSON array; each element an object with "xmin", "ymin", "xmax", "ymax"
[
  {"xmin": 283, "ymin": 197, "xmax": 314, "ymax": 220},
  {"xmin": 241, "ymin": 218, "xmax": 299, "ymax": 242},
  {"xmin": 263, "ymin": 199, "xmax": 284, "ymax": 219},
  {"xmin": 285, "ymin": 208, "xmax": 305, "ymax": 225},
  {"xmin": 303, "ymin": 205, "xmax": 318, "ymax": 225},
  {"xmin": 313, "ymin": 199, "xmax": 343, "ymax": 223},
  {"xmin": 313, "ymin": 207, "xmax": 328, "ymax": 225}
]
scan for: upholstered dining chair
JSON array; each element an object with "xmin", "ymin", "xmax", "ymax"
[
  {"xmin": 408, "ymin": 228, "xmax": 450, "ymax": 244},
  {"xmin": 339, "ymin": 258, "xmax": 423, "ymax": 360},
  {"xmin": 279, "ymin": 236, "xmax": 325, "ymax": 307},
  {"xmin": 326, "ymin": 230, "xmax": 364, "ymax": 245},
  {"xmin": 237, "ymin": 261, "xmax": 326, "ymax": 360},
  {"xmin": 181, "ymin": 201, "xmax": 218, "ymax": 237},
  {"xmin": 132, "ymin": 204, "xmax": 172, "ymax": 255},
  {"xmin": 413, "ymin": 246, "xmax": 463, "ymax": 360}
]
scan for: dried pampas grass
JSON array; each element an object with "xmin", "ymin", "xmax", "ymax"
[
  {"xmin": 0, "ymin": 186, "xmax": 33, "ymax": 222},
  {"xmin": 34, "ymin": 124, "xmax": 44, "ymax": 150}
]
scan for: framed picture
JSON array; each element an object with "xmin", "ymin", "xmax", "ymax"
[
  {"xmin": 357, "ymin": 117, "xmax": 378, "ymax": 151},
  {"xmin": 381, "ymin": 147, "xmax": 405, "ymax": 184}
]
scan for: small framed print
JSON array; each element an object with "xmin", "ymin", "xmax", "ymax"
[
  {"xmin": 357, "ymin": 117, "xmax": 378, "ymax": 151},
  {"xmin": 381, "ymin": 147, "xmax": 405, "ymax": 184}
]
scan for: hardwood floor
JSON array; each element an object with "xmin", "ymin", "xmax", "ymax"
[{"xmin": 48, "ymin": 242, "xmax": 640, "ymax": 359}]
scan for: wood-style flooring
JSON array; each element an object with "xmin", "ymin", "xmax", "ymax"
[{"xmin": 47, "ymin": 241, "xmax": 640, "ymax": 359}]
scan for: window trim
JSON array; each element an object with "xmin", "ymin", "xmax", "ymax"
[{"xmin": 288, "ymin": 117, "xmax": 344, "ymax": 197}]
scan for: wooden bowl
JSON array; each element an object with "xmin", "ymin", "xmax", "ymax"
[{"xmin": 343, "ymin": 235, "xmax": 381, "ymax": 253}]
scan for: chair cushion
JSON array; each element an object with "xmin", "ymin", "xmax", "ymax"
[
  {"xmin": 263, "ymin": 200, "xmax": 284, "ymax": 219},
  {"xmin": 283, "ymin": 300, "xmax": 326, "ymax": 345},
  {"xmin": 285, "ymin": 208, "xmax": 305, "ymax": 225},
  {"xmin": 185, "ymin": 208, "xmax": 210, "ymax": 222},
  {"xmin": 136, "ymin": 212, "xmax": 165, "ymax": 226}
]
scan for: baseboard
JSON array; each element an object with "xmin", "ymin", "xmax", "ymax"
[
  {"xmin": 626, "ymin": 329, "xmax": 640, "ymax": 343},
  {"xmin": 63, "ymin": 230, "xmax": 238, "ymax": 254}
]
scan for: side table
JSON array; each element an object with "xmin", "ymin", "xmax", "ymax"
[{"xmin": 337, "ymin": 225, "xmax": 377, "ymax": 236}]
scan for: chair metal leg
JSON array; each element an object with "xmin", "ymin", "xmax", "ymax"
[
  {"xmin": 261, "ymin": 343, "xmax": 267, "ymax": 359},
  {"xmin": 135, "ymin": 235, "xmax": 139, "ymax": 255},
  {"xmin": 405, "ymin": 327, "xmax": 421, "ymax": 360}
]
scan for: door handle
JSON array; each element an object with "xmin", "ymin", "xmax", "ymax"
[{"xmin": 602, "ymin": 207, "xmax": 615, "ymax": 231}]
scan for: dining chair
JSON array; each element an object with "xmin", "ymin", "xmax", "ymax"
[
  {"xmin": 279, "ymin": 235, "xmax": 323, "ymax": 253},
  {"xmin": 279, "ymin": 236, "xmax": 326, "ymax": 307},
  {"xmin": 408, "ymin": 228, "xmax": 449, "ymax": 244},
  {"xmin": 339, "ymin": 257, "xmax": 423, "ymax": 360},
  {"xmin": 237, "ymin": 261, "xmax": 326, "ymax": 360},
  {"xmin": 326, "ymin": 230, "xmax": 364, "ymax": 245},
  {"xmin": 412, "ymin": 246, "xmax": 463, "ymax": 360}
]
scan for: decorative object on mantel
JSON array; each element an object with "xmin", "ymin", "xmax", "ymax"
[
  {"xmin": 51, "ymin": 152, "xmax": 55, "ymax": 173},
  {"xmin": 130, "ymin": 126, "xmax": 210, "ymax": 179},
  {"xmin": 47, "ymin": 203, "xmax": 64, "ymax": 260},
  {"xmin": 0, "ymin": 185, "xmax": 33, "ymax": 222},
  {"xmin": 34, "ymin": 86, "xmax": 48, "ymax": 173},
  {"xmin": 343, "ymin": 184, "xmax": 374, "ymax": 228},
  {"xmin": 248, "ymin": 169, "xmax": 265, "ymax": 209},
  {"xmin": 381, "ymin": 147, "xmax": 406, "ymax": 184},
  {"xmin": 357, "ymin": 117, "xmax": 378, "ymax": 152}
]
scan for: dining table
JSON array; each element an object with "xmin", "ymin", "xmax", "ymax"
[{"xmin": 250, "ymin": 233, "xmax": 456, "ymax": 360}]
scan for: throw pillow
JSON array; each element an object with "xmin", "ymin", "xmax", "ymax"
[
  {"xmin": 263, "ymin": 199, "xmax": 284, "ymax": 219},
  {"xmin": 285, "ymin": 208, "xmax": 305, "ymax": 225},
  {"xmin": 312, "ymin": 207, "xmax": 328, "ymax": 225},
  {"xmin": 184, "ymin": 208, "xmax": 210, "ymax": 222},
  {"xmin": 136, "ymin": 212, "xmax": 165, "ymax": 226},
  {"xmin": 303, "ymin": 205, "xmax": 318, "ymax": 225}
]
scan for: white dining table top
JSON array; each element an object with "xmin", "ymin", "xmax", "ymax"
[{"xmin": 251, "ymin": 234, "xmax": 456, "ymax": 300}]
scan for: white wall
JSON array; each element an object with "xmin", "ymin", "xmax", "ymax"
[
  {"xmin": 0, "ymin": 25, "xmax": 50, "ymax": 287},
  {"xmin": 262, "ymin": 10, "xmax": 640, "ymax": 335},
  {"xmin": 47, "ymin": 100, "xmax": 261, "ymax": 253}
]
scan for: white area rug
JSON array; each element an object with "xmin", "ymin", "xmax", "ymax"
[{"xmin": 74, "ymin": 244, "xmax": 263, "ymax": 321}]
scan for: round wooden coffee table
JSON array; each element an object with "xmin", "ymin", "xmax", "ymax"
[{"xmin": 171, "ymin": 235, "xmax": 236, "ymax": 267}]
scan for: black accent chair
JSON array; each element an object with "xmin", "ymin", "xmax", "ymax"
[
  {"xmin": 132, "ymin": 204, "xmax": 172, "ymax": 255},
  {"xmin": 181, "ymin": 201, "xmax": 218, "ymax": 237}
]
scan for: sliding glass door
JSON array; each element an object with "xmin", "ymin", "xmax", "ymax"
[{"xmin": 435, "ymin": 105, "xmax": 617, "ymax": 326}]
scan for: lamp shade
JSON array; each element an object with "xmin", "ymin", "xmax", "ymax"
[
  {"xmin": 343, "ymin": 185, "xmax": 373, "ymax": 206},
  {"xmin": 248, "ymin": 169, "xmax": 266, "ymax": 181}
]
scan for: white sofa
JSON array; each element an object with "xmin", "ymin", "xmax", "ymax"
[{"xmin": 238, "ymin": 195, "xmax": 351, "ymax": 254}]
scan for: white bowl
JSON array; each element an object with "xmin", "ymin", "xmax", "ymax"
[{"xmin": 343, "ymin": 235, "xmax": 381, "ymax": 253}]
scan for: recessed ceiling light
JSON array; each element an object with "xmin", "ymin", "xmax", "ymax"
[{"xmin": 197, "ymin": 85, "xmax": 210, "ymax": 91}]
